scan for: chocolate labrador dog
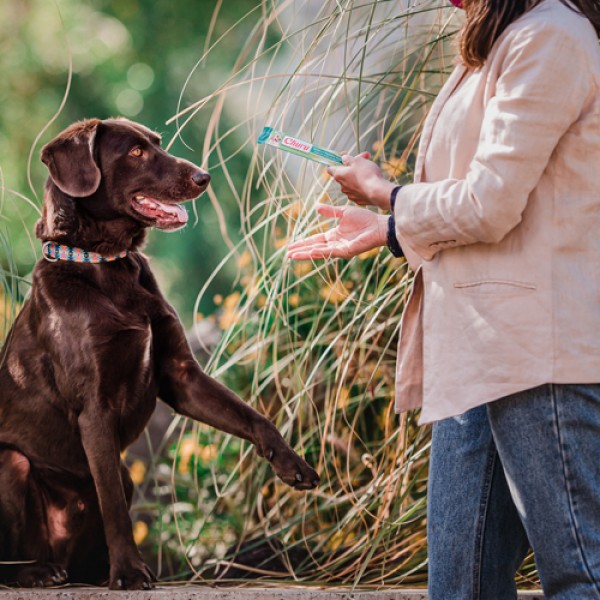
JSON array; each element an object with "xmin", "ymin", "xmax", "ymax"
[{"xmin": 0, "ymin": 118, "xmax": 318, "ymax": 590}]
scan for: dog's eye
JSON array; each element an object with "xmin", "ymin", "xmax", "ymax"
[{"xmin": 129, "ymin": 146, "xmax": 144, "ymax": 158}]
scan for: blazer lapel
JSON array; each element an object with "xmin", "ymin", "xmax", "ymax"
[{"xmin": 414, "ymin": 64, "xmax": 468, "ymax": 183}]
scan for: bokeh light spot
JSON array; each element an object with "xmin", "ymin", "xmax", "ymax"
[
  {"xmin": 115, "ymin": 89, "xmax": 144, "ymax": 116},
  {"xmin": 127, "ymin": 63, "xmax": 155, "ymax": 91}
]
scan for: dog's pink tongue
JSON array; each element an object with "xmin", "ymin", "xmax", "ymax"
[{"xmin": 158, "ymin": 201, "xmax": 188, "ymax": 223}]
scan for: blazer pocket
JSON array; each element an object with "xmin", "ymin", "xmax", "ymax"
[{"xmin": 454, "ymin": 280, "xmax": 537, "ymax": 296}]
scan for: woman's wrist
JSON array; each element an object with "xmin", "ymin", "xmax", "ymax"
[
  {"xmin": 376, "ymin": 214, "xmax": 390, "ymax": 246},
  {"xmin": 368, "ymin": 178, "xmax": 398, "ymax": 210}
]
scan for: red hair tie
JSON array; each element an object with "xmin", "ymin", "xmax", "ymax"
[{"xmin": 449, "ymin": 0, "xmax": 464, "ymax": 7}]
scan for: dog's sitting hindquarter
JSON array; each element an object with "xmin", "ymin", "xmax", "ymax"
[{"xmin": 0, "ymin": 118, "xmax": 318, "ymax": 590}]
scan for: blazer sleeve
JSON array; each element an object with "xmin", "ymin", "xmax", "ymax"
[{"xmin": 394, "ymin": 20, "xmax": 595, "ymax": 261}]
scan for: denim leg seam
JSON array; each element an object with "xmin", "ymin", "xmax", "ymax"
[
  {"xmin": 550, "ymin": 384, "xmax": 600, "ymax": 597},
  {"xmin": 472, "ymin": 441, "xmax": 497, "ymax": 600}
]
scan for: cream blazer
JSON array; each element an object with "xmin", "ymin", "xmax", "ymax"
[{"xmin": 393, "ymin": 0, "xmax": 600, "ymax": 424}]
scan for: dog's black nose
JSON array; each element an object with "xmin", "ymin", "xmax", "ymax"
[{"xmin": 192, "ymin": 171, "xmax": 211, "ymax": 188}]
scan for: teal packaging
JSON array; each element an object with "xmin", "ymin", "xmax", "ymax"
[{"xmin": 257, "ymin": 126, "xmax": 343, "ymax": 166}]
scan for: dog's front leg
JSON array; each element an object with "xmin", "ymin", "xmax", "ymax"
[
  {"xmin": 154, "ymin": 314, "xmax": 319, "ymax": 490},
  {"xmin": 78, "ymin": 407, "xmax": 155, "ymax": 590}
]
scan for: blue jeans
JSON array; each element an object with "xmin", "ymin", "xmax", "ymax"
[{"xmin": 428, "ymin": 384, "xmax": 600, "ymax": 600}]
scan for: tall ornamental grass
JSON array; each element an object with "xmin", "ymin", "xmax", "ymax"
[
  {"xmin": 143, "ymin": 0, "xmax": 538, "ymax": 589},
  {"xmin": 0, "ymin": 0, "xmax": 540, "ymax": 589}
]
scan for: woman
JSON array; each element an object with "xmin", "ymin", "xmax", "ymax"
[{"xmin": 288, "ymin": 0, "xmax": 600, "ymax": 598}]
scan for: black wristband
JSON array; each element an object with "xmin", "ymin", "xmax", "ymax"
[
  {"xmin": 390, "ymin": 184, "xmax": 403, "ymax": 211},
  {"xmin": 387, "ymin": 185, "xmax": 404, "ymax": 258},
  {"xmin": 387, "ymin": 215, "xmax": 404, "ymax": 258}
]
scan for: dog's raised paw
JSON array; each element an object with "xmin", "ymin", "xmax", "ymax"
[{"xmin": 267, "ymin": 446, "xmax": 320, "ymax": 491}]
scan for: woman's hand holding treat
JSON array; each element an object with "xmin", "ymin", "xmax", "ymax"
[{"xmin": 327, "ymin": 152, "xmax": 397, "ymax": 210}]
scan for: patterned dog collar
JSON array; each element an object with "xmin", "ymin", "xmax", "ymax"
[{"xmin": 42, "ymin": 241, "xmax": 129, "ymax": 264}]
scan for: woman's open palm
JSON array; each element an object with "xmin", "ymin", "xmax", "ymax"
[{"xmin": 287, "ymin": 204, "xmax": 387, "ymax": 260}]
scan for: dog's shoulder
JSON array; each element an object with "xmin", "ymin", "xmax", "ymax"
[{"xmin": 128, "ymin": 252, "xmax": 179, "ymax": 321}]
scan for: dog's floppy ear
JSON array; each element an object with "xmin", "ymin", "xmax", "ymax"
[{"xmin": 41, "ymin": 119, "xmax": 102, "ymax": 197}]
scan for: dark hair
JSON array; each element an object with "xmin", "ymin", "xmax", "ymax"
[{"xmin": 460, "ymin": 0, "xmax": 600, "ymax": 69}]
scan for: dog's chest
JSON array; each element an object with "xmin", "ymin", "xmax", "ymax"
[
  {"xmin": 55, "ymin": 273, "xmax": 161, "ymax": 406},
  {"xmin": 100, "ymin": 286, "xmax": 161, "ymax": 439}
]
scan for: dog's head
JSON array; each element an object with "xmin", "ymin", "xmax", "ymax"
[{"xmin": 36, "ymin": 118, "xmax": 210, "ymax": 252}]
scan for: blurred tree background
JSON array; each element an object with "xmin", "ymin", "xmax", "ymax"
[{"xmin": 0, "ymin": 0, "xmax": 260, "ymax": 322}]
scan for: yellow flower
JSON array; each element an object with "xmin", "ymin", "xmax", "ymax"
[
  {"xmin": 274, "ymin": 237, "xmax": 289, "ymax": 250},
  {"xmin": 244, "ymin": 274, "xmax": 261, "ymax": 297},
  {"xmin": 337, "ymin": 386, "xmax": 351, "ymax": 409},
  {"xmin": 178, "ymin": 438, "xmax": 200, "ymax": 474},
  {"xmin": 242, "ymin": 347, "xmax": 261, "ymax": 362},
  {"xmin": 321, "ymin": 169, "xmax": 332, "ymax": 182},
  {"xmin": 133, "ymin": 521, "xmax": 149, "ymax": 545},
  {"xmin": 382, "ymin": 157, "xmax": 406, "ymax": 178},
  {"xmin": 365, "ymin": 360, "xmax": 384, "ymax": 380},
  {"xmin": 179, "ymin": 439, "xmax": 217, "ymax": 473},
  {"xmin": 219, "ymin": 291, "xmax": 242, "ymax": 330},
  {"xmin": 198, "ymin": 444, "xmax": 217, "ymax": 462},
  {"xmin": 372, "ymin": 140, "xmax": 384, "ymax": 153},
  {"xmin": 293, "ymin": 262, "xmax": 313, "ymax": 277},
  {"xmin": 329, "ymin": 529, "xmax": 355, "ymax": 551},
  {"xmin": 237, "ymin": 250, "xmax": 252, "ymax": 270},
  {"xmin": 288, "ymin": 293, "xmax": 300, "ymax": 307},
  {"xmin": 320, "ymin": 280, "xmax": 349, "ymax": 304},
  {"xmin": 213, "ymin": 294, "xmax": 223, "ymax": 306},
  {"xmin": 378, "ymin": 409, "xmax": 393, "ymax": 431},
  {"xmin": 0, "ymin": 293, "xmax": 19, "ymax": 343},
  {"xmin": 358, "ymin": 247, "xmax": 381, "ymax": 260},
  {"xmin": 283, "ymin": 200, "xmax": 304, "ymax": 220},
  {"xmin": 129, "ymin": 460, "xmax": 146, "ymax": 485}
]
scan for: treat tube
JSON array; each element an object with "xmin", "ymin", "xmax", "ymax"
[{"xmin": 257, "ymin": 126, "xmax": 343, "ymax": 166}]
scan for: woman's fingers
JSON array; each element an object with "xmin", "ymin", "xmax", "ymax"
[
  {"xmin": 287, "ymin": 204, "xmax": 346, "ymax": 255},
  {"xmin": 341, "ymin": 151, "xmax": 370, "ymax": 163},
  {"xmin": 287, "ymin": 232, "xmax": 328, "ymax": 251},
  {"xmin": 288, "ymin": 242, "xmax": 349, "ymax": 260},
  {"xmin": 340, "ymin": 188, "xmax": 370, "ymax": 205},
  {"xmin": 287, "ymin": 232, "xmax": 339, "ymax": 253},
  {"xmin": 329, "ymin": 151, "xmax": 371, "ymax": 175},
  {"xmin": 315, "ymin": 203, "xmax": 346, "ymax": 219},
  {"xmin": 288, "ymin": 236, "xmax": 377, "ymax": 260},
  {"xmin": 327, "ymin": 164, "xmax": 342, "ymax": 178}
]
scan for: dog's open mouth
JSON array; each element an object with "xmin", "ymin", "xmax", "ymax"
[{"xmin": 131, "ymin": 195, "xmax": 189, "ymax": 231}]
